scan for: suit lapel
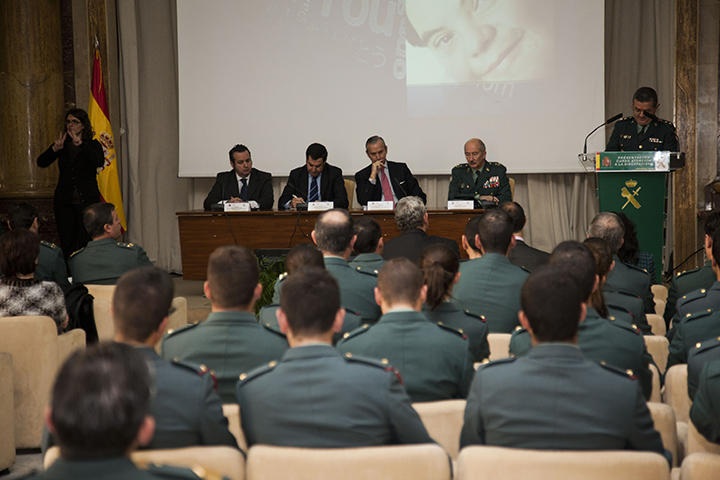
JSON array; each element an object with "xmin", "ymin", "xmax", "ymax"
[
  {"xmin": 247, "ymin": 168, "xmax": 259, "ymax": 199},
  {"xmin": 299, "ymin": 167, "xmax": 310, "ymax": 198},
  {"xmin": 226, "ymin": 170, "xmax": 241, "ymax": 198},
  {"xmin": 320, "ymin": 165, "xmax": 331, "ymax": 200}
]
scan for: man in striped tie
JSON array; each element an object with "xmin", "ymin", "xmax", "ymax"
[{"xmin": 278, "ymin": 143, "xmax": 349, "ymax": 210}]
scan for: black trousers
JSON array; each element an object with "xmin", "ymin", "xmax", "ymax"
[{"xmin": 54, "ymin": 201, "xmax": 92, "ymax": 263}]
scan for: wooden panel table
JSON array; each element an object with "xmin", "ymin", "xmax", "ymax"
[{"xmin": 177, "ymin": 209, "xmax": 484, "ymax": 279}]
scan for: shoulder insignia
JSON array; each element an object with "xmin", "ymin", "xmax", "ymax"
[
  {"xmin": 678, "ymin": 288, "xmax": 708, "ymax": 305},
  {"xmin": 608, "ymin": 320, "xmax": 641, "ymax": 335},
  {"xmin": 624, "ymin": 262, "xmax": 649, "ymax": 275},
  {"xmin": 514, "ymin": 325, "xmax": 522, "ymax": 332},
  {"xmin": 116, "ymin": 242, "xmax": 136, "ymax": 249},
  {"xmin": 694, "ymin": 337, "xmax": 720, "ymax": 353},
  {"xmin": 355, "ymin": 268, "xmax": 378, "ymax": 278},
  {"xmin": 437, "ymin": 322, "xmax": 468, "ymax": 339},
  {"xmin": 463, "ymin": 310, "xmax": 486, "ymax": 322},
  {"xmin": 686, "ymin": 309, "xmax": 715, "ymax": 322},
  {"xmin": 340, "ymin": 324, "xmax": 371, "ymax": 341},
  {"xmin": 69, "ymin": 248, "xmax": 84, "ymax": 258},
  {"xmin": 40, "ymin": 240, "xmax": 58, "ymax": 249},
  {"xmin": 262, "ymin": 323, "xmax": 286, "ymax": 336},
  {"xmin": 344, "ymin": 354, "xmax": 404, "ymax": 384},
  {"xmin": 238, "ymin": 362, "xmax": 277, "ymax": 384},
  {"xmin": 170, "ymin": 358, "xmax": 206, "ymax": 375},
  {"xmin": 599, "ymin": 362, "xmax": 637, "ymax": 380},
  {"xmin": 278, "ymin": 272, "xmax": 288, "ymax": 281},
  {"xmin": 164, "ymin": 322, "xmax": 200, "ymax": 338},
  {"xmin": 453, "ymin": 163, "xmax": 469, "ymax": 169},
  {"xmin": 477, "ymin": 356, "xmax": 517, "ymax": 371},
  {"xmin": 676, "ymin": 267, "xmax": 701, "ymax": 278}
]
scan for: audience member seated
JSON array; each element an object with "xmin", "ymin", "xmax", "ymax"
[
  {"xmin": 236, "ymin": 267, "xmax": 433, "ymax": 447},
  {"xmin": 69, "ymin": 203, "xmax": 153, "ymax": 285},
  {"xmin": 499, "ymin": 201, "xmax": 549, "ymax": 272},
  {"xmin": 161, "ymin": 245, "xmax": 288, "ymax": 403},
  {"xmin": 510, "ymin": 241, "xmax": 653, "ymax": 400},
  {"xmin": 664, "ymin": 212, "xmax": 720, "ymax": 327},
  {"xmin": 461, "ymin": 263, "xmax": 670, "ymax": 464},
  {"xmin": 615, "ymin": 211, "xmax": 656, "ymax": 284},
  {"xmin": 0, "ymin": 229, "xmax": 68, "ymax": 334},
  {"xmin": 589, "ymin": 212, "xmax": 655, "ymax": 313},
  {"xmin": 690, "ymin": 358, "xmax": 720, "ymax": 444},
  {"xmin": 7, "ymin": 202, "xmax": 69, "ymax": 287},
  {"xmin": 451, "ymin": 209, "xmax": 528, "ymax": 333},
  {"xmin": 460, "ymin": 215, "xmax": 483, "ymax": 259},
  {"xmin": 337, "ymin": 258, "xmax": 474, "ymax": 402},
  {"xmin": 33, "ymin": 342, "xmax": 202, "ymax": 480},
  {"xmin": 203, "ymin": 143, "xmax": 273, "ymax": 211},
  {"xmin": 349, "ymin": 217, "xmax": 386, "ymax": 273},
  {"xmin": 382, "ymin": 197, "xmax": 459, "ymax": 264},
  {"xmin": 420, "ymin": 244, "xmax": 489, "ymax": 363},
  {"xmin": 688, "ymin": 336, "xmax": 720, "ymax": 400},
  {"xmin": 278, "ymin": 143, "xmax": 349, "ymax": 210},
  {"xmin": 311, "ymin": 209, "xmax": 381, "ymax": 323}
]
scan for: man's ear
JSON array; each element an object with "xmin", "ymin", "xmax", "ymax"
[
  {"xmin": 518, "ymin": 310, "xmax": 531, "ymax": 333},
  {"xmin": 462, "ymin": 235, "xmax": 469, "ymax": 251},
  {"xmin": 156, "ymin": 317, "xmax": 169, "ymax": 337},
  {"xmin": 377, "ymin": 237, "xmax": 384, "ymax": 254},
  {"xmin": 475, "ymin": 234, "xmax": 484, "ymax": 254},
  {"xmin": 418, "ymin": 285, "xmax": 428, "ymax": 306},
  {"xmin": 44, "ymin": 406, "xmax": 56, "ymax": 434},
  {"xmin": 332, "ymin": 308, "xmax": 346, "ymax": 333},
  {"xmin": 452, "ymin": 272, "xmax": 461, "ymax": 285},
  {"xmin": 276, "ymin": 308, "xmax": 289, "ymax": 334},
  {"xmin": 203, "ymin": 281, "xmax": 212, "ymax": 301},
  {"xmin": 579, "ymin": 302, "xmax": 588, "ymax": 323},
  {"xmin": 374, "ymin": 286, "xmax": 383, "ymax": 307},
  {"xmin": 349, "ymin": 234, "xmax": 357, "ymax": 251},
  {"xmin": 311, "ymin": 230, "xmax": 318, "ymax": 245},
  {"xmin": 253, "ymin": 283, "xmax": 263, "ymax": 302},
  {"xmin": 136, "ymin": 416, "xmax": 156, "ymax": 447}
]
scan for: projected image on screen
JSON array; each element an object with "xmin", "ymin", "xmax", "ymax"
[{"xmin": 405, "ymin": 0, "xmax": 554, "ymax": 85}]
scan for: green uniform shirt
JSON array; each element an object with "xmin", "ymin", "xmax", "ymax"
[
  {"xmin": 422, "ymin": 301, "xmax": 490, "ymax": 362},
  {"xmin": 69, "ymin": 237, "xmax": 153, "ymax": 285},
  {"xmin": 605, "ymin": 116, "xmax": 678, "ymax": 152},
  {"xmin": 448, "ymin": 161, "xmax": 512, "ymax": 204},
  {"xmin": 664, "ymin": 261, "xmax": 717, "ymax": 327},
  {"xmin": 349, "ymin": 253, "xmax": 386, "ymax": 273},
  {"xmin": 666, "ymin": 309, "xmax": 720, "ymax": 369}
]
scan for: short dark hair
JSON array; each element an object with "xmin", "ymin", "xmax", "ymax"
[
  {"xmin": 377, "ymin": 258, "xmax": 424, "ymax": 305},
  {"xmin": 314, "ymin": 209, "xmax": 354, "ymax": 255},
  {"xmin": 464, "ymin": 216, "xmax": 483, "ymax": 254},
  {"xmin": 477, "ymin": 209, "xmax": 514, "ymax": 254},
  {"xmin": 65, "ymin": 108, "xmax": 95, "ymax": 143},
  {"xmin": 0, "ymin": 229, "xmax": 40, "ymax": 277},
  {"xmin": 521, "ymin": 264, "xmax": 584, "ymax": 343},
  {"xmin": 713, "ymin": 230, "xmax": 720, "ymax": 266},
  {"xmin": 207, "ymin": 245, "xmax": 259, "ymax": 309},
  {"xmin": 499, "ymin": 201, "xmax": 526, "ymax": 233},
  {"xmin": 83, "ymin": 203, "xmax": 115, "ymax": 239},
  {"xmin": 365, "ymin": 136, "xmax": 386, "ymax": 151},
  {"xmin": 419, "ymin": 244, "xmax": 460, "ymax": 311},
  {"xmin": 394, "ymin": 196, "xmax": 426, "ymax": 232},
  {"xmin": 281, "ymin": 267, "xmax": 341, "ymax": 336},
  {"xmin": 549, "ymin": 241, "xmax": 597, "ymax": 302},
  {"xmin": 582, "ymin": 237, "xmax": 613, "ymax": 318},
  {"xmin": 633, "ymin": 87, "xmax": 658, "ymax": 106},
  {"xmin": 587, "ymin": 212, "xmax": 624, "ymax": 253},
  {"xmin": 113, "ymin": 267, "xmax": 174, "ymax": 342},
  {"xmin": 705, "ymin": 211, "xmax": 720, "ymax": 237},
  {"xmin": 306, "ymin": 143, "xmax": 328, "ymax": 162},
  {"xmin": 353, "ymin": 217, "xmax": 383, "ymax": 254},
  {"xmin": 285, "ymin": 243, "xmax": 324, "ymax": 275},
  {"xmin": 229, "ymin": 144, "xmax": 251, "ymax": 162},
  {"xmin": 8, "ymin": 202, "xmax": 38, "ymax": 230},
  {"xmin": 51, "ymin": 342, "xmax": 152, "ymax": 460}
]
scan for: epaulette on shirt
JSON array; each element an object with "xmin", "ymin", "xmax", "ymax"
[
  {"xmin": 463, "ymin": 310, "xmax": 487, "ymax": 322},
  {"xmin": 262, "ymin": 323, "xmax": 286, "ymax": 337},
  {"xmin": 679, "ymin": 288, "xmax": 710, "ymax": 305},
  {"xmin": 164, "ymin": 322, "xmax": 201, "ymax": 339},
  {"xmin": 685, "ymin": 309, "xmax": 715, "ymax": 324},
  {"xmin": 477, "ymin": 356, "xmax": 516, "ymax": 372},
  {"xmin": 277, "ymin": 272, "xmax": 288, "ymax": 282},
  {"xmin": 454, "ymin": 163, "xmax": 470, "ymax": 169},
  {"xmin": 116, "ymin": 242, "xmax": 136, "ymax": 249},
  {"xmin": 69, "ymin": 248, "xmax": 84, "ymax": 258},
  {"xmin": 238, "ymin": 360, "xmax": 279, "ymax": 384},
  {"xmin": 676, "ymin": 266, "xmax": 701, "ymax": 279},
  {"xmin": 436, "ymin": 321, "xmax": 468, "ymax": 339},
  {"xmin": 607, "ymin": 316, "xmax": 641, "ymax": 335},
  {"xmin": 692, "ymin": 336, "xmax": 720, "ymax": 354},
  {"xmin": 599, "ymin": 362, "xmax": 637, "ymax": 380},
  {"xmin": 341, "ymin": 352, "xmax": 405, "ymax": 384},
  {"xmin": 658, "ymin": 118, "xmax": 675, "ymax": 128},
  {"xmin": 340, "ymin": 323, "xmax": 371, "ymax": 341},
  {"xmin": 624, "ymin": 262, "xmax": 650, "ymax": 275},
  {"xmin": 40, "ymin": 240, "xmax": 59, "ymax": 250},
  {"xmin": 170, "ymin": 358, "xmax": 211, "ymax": 377},
  {"xmin": 355, "ymin": 265, "xmax": 380, "ymax": 275}
]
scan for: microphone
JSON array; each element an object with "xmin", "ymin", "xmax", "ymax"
[
  {"xmin": 583, "ymin": 113, "xmax": 623, "ymax": 154},
  {"xmin": 392, "ymin": 177, "xmax": 408, "ymax": 198}
]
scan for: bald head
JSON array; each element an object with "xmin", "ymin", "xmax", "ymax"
[
  {"xmin": 312, "ymin": 209, "xmax": 355, "ymax": 256},
  {"xmin": 464, "ymin": 138, "xmax": 487, "ymax": 169}
]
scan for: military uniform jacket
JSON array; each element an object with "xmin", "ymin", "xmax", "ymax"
[
  {"xmin": 258, "ymin": 304, "xmax": 362, "ymax": 345},
  {"xmin": 423, "ymin": 301, "xmax": 490, "ymax": 363},
  {"xmin": 605, "ymin": 285, "xmax": 652, "ymax": 335},
  {"xmin": 690, "ymin": 358, "xmax": 720, "ymax": 443},
  {"xmin": 670, "ymin": 281, "xmax": 720, "ymax": 333},
  {"xmin": 349, "ymin": 253, "xmax": 386, "ymax": 273},
  {"xmin": 447, "ymin": 161, "xmax": 512, "ymax": 204},
  {"xmin": 666, "ymin": 309, "xmax": 720, "ymax": 370},
  {"xmin": 687, "ymin": 337, "xmax": 720, "ymax": 400},
  {"xmin": 236, "ymin": 344, "xmax": 433, "ymax": 447},
  {"xmin": 203, "ymin": 168, "xmax": 274, "ymax": 210},
  {"xmin": 509, "ymin": 307, "xmax": 652, "ymax": 400},
  {"xmin": 507, "ymin": 238, "xmax": 549, "ymax": 272},
  {"xmin": 23, "ymin": 457, "xmax": 202, "ymax": 480},
  {"xmin": 460, "ymin": 344, "xmax": 669, "ymax": 462},
  {"xmin": 161, "ymin": 311, "xmax": 289, "ymax": 403},
  {"xmin": 605, "ymin": 116, "xmax": 679, "ymax": 152},
  {"xmin": 605, "ymin": 255, "xmax": 655, "ymax": 314},
  {"xmin": 451, "ymin": 253, "xmax": 529, "ymax": 333},
  {"xmin": 323, "ymin": 256, "xmax": 381, "ymax": 323},
  {"xmin": 69, "ymin": 238, "xmax": 153, "ymax": 285},
  {"xmin": 337, "ymin": 310, "xmax": 474, "ymax": 402},
  {"xmin": 664, "ymin": 261, "xmax": 716, "ymax": 326}
]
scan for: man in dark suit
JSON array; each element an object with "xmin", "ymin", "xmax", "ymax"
[
  {"xmin": 382, "ymin": 196, "xmax": 459, "ymax": 263},
  {"xmin": 606, "ymin": 87, "xmax": 678, "ymax": 152},
  {"xmin": 499, "ymin": 201, "xmax": 549, "ymax": 272},
  {"xmin": 278, "ymin": 143, "xmax": 349, "ymax": 210},
  {"xmin": 203, "ymin": 144, "xmax": 274, "ymax": 210},
  {"xmin": 354, "ymin": 136, "xmax": 426, "ymax": 206}
]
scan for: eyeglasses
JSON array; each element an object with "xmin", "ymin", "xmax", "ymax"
[{"xmin": 65, "ymin": 119, "xmax": 81, "ymax": 125}]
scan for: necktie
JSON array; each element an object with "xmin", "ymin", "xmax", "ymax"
[
  {"xmin": 240, "ymin": 178, "xmax": 248, "ymax": 201},
  {"xmin": 309, "ymin": 176, "xmax": 319, "ymax": 202},
  {"xmin": 380, "ymin": 167, "xmax": 394, "ymax": 205}
]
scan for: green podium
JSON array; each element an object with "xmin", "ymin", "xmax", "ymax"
[{"xmin": 579, "ymin": 151, "xmax": 685, "ymax": 283}]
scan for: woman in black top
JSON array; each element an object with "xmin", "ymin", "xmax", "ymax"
[{"xmin": 37, "ymin": 108, "xmax": 104, "ymax": 262}]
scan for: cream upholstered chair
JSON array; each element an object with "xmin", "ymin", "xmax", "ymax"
[
  {"xmin": 686, "ymin": 420, "xmax": 720, "ymax": 456},
  {"xmin": 679, "ymin": 453, "xmax": 720, "ymax": 480},
  {"xmin": 222, "ymin": 404, "xmax": 248, "ymax": 452},
  {"xmin": 645, "ymin": 335, "xmax": 670, "ymax": 374},
  {"xmin": 84, "ymin": 284, "xmax": 116, "ymax": 302},
  {"xmin": 412, "ymin": 400, "xmax": 466, "ymax": 460},
  {"xmin": 44, "ymin": 445, "xmax": 245, "ymax": 480},
  {"xmin": 664, "ymin": 364, "xmax": 692, "ymax": 462},
  {"xmin": 245, "ymin": 444, "xmax": 451, "ymax": 480},
  {"xmin": 508, "ymin": 177, "xmax": 515, "ymax": 200},
  {"xmin": 344, "ymin": 179, "xmax": 355, "ymax": 207},
  {"xmin": 648, "ymin": 402, "xmax": 679, "ymax": 467},
  {"xmin": 456, "ymin": 446, "xmax": 670, "ymax": 480},
  {"xmin": 487, "ymin": 333, "xmax": 511, "ymax": 361},
  {"xmin": 0, "ymin": 353, "xmax": 16, "ymax": 472},
  {"xmin": 648, "ymin": 314, "xmax": 667, "ymax": 337},
  {"xmin": 653, "ymin": 285, "xmax": 669, "ymax": 303},
  {"xmin": 650, "ymin": 364, "xmax": 662, "ymax": 403},
  {"xmin": 655, "ymin": 299, "xmax": 667, "ymax": 316},
  {"xmin": 0, "ymin": 316, "xmax": 85, "ymax": 448}
]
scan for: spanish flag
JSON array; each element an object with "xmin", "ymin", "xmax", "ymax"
[{"xmin": 89, "ymin": 48, "xmax": 127, "ymax": 232}]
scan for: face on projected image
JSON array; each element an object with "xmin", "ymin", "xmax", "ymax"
[{"xmin": 405, "ymin": 0, "xmax": 554, "ymax": 84}]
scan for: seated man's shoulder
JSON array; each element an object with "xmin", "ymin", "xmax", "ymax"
[
  {"xmin": 115, "ymin": 241, "xmax": 143, "ymax": 252},
  {"xmin": 435, "ymin": 321, "xmax": 471, "ymax": 344},
  {"xmin": 162, "ymin": 322, "xmax": 202, "ymax": 345},
  {"xmin": 338, "ymin": 323, "xmax": 373, "ymax": 344},
  {"xmin": 486, "ymin": 161, "xmax": 507, "ymax": 173},
  {"xmin": 684, "ymin": 309, "xmax": 718, "ymax": 327},
  {"xmin": 40, "ymin": 240, "xmax": 61, "ymax": 252},
  {"xmin": 451, "ymin": 163, "xmax": 471, "ymax": 173},
  {"xmin": 475, "ymin": 356, "xmax": 518, "ymax": 376},
  {"xmin": 351, "ymin": 265, "xmax": 379, "ymax": 281},
  {"xmin": 677, "ymin": 286, "xmax": 715, "ymax": 309},
  {"xmin": 252, "ymin": 167, "xmax": 272, "ymax": 180},
  {"xmin": 619, "ymin": 260, "xmax": 651, "ymax": 279},
  {"xmin": 606, "ymin": 315, "xmax": 643, "ymax": 337},
  {"xmin": 237, "ymin": 359, "xmax": 280, "ymax": 386},
  {"xmin": 689, "ymin": 338, "xmax": 720, "ymax": 370}
]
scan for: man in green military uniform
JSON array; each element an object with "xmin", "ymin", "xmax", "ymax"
[
  {"xmin": 451, "ymin": 209, "xmax": 529, "ymax": 333},
  {"xmin": 461, "ymin": 264, "xmax": 670, "ymax": 463},
  {"xmin": 687, "ymin": 337, "xmax": 720, "ymax": 400},
  {"xmin": 34, "ymin": 342, "xmax": 203, "ymax": 480},
  {"xmin": 69, "ymin": 202, "xmax": 152, "ymax": 285},
  {"xmin": 337, "ymin": 258, "xmax": 474, "ymax": 402},
  {"xmin": 606, "ymin": 87, "xmax": 678, "ymax": 152},
  {"xmin": 349, "ymin": 217, "xmax": 386, "ymax": 273},
  {"xmin": 236, "ymin": 267, "xmax": 433, "ymax": 448},
  {"xmin": 666, "ymin": 309, "xmax": 720, "ymax": 370},
  {"xmin": 162, "ymin": 245, "xmax": 288, "ymax": 403},
  {"xmin": 690, "ymin": 359, "xmax": 720, "ymax": 444},
  {"xmin": 448, "ymin": 138, "xmax": 512, "ymax": 207}
]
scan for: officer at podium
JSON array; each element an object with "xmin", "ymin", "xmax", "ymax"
[{"xmin": 606, "ymin": 87, "xmax": 678, "ymax": 152}]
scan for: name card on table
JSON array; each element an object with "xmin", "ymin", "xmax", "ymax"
[
  {"xmin": 225, "ymin": 202, "xmax": 251, "ymax": 212},
  {"xmin": 447, "ymin": 200, "xmax": 474, "ymax": 210},
  {"xmin": 367, "ymin": 201, "xmax": 394, "ymax": 211},
  {"xmin": 308, "ymin": 201, "xmax": 334, "ymax": 211}
]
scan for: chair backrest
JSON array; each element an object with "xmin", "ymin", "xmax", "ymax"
[
  {"xmin": 45, "ymin": 445, "xmax": 245, "ymax": 480},
  {"xmin": 344, "ymin": 179, "xmax": 355, "ymax": 207},
  {"xmin": 647, "ymin": 402, "xmax": 678, "ymax": 466},
  {"xmin": 156, "ymin": 297, "xmax": 188, "ymax": 354},
  {"xmin": 652, "ymin": 285, "xmax": 669, "ymax": 303},
  {"xmin": 84, "ymin": 284, "xmax": 116, "ymax": 302},
  {"xmin": 647, "ymin": 314, "xmax": 667, "ymax": 337},
  {"xmin": 664, "ymin": 365, "xmax": 692, "ymax": 424},
  {"xmin": 222, "ymin": 403, "xmax": 248, "ymax": 452},
  {"xmin": 679, "ymin": 452, "xmax": 720, "ymax": 480},
  {"xmin": 0, "ymin": 352, "xmax": 15, "ymax": 471},
  {"xmin": 649, "ymin": 364, "xmax": 662, "ymax": 403},
  {"xmin": 645, "ymin": 335, "xmax": 670, "ymax": 375},
  {"xmin": 508, "ymin": 177, "xmax": 515, "ymax": 200},
  {"xmin": 412, "ymin": 400, "xmax": 466, "ymax": 460},
  {"xmin": 487, "ymin": 333, "xmax": 511, "ymax": 361},
  {"xmin": 687, "ymin": 419, "xmax": 720, "ymax": 456},
  {"xmin": 654, "ymin": 299, "xmax": 667, "ymax": 317},
  {"xmin": 245, "ymin": 444, "xmax": 451, "ymax": 480},
  {"xmin": 456, "ymin": 446, "xmax": 670, "ymax": 480}
]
